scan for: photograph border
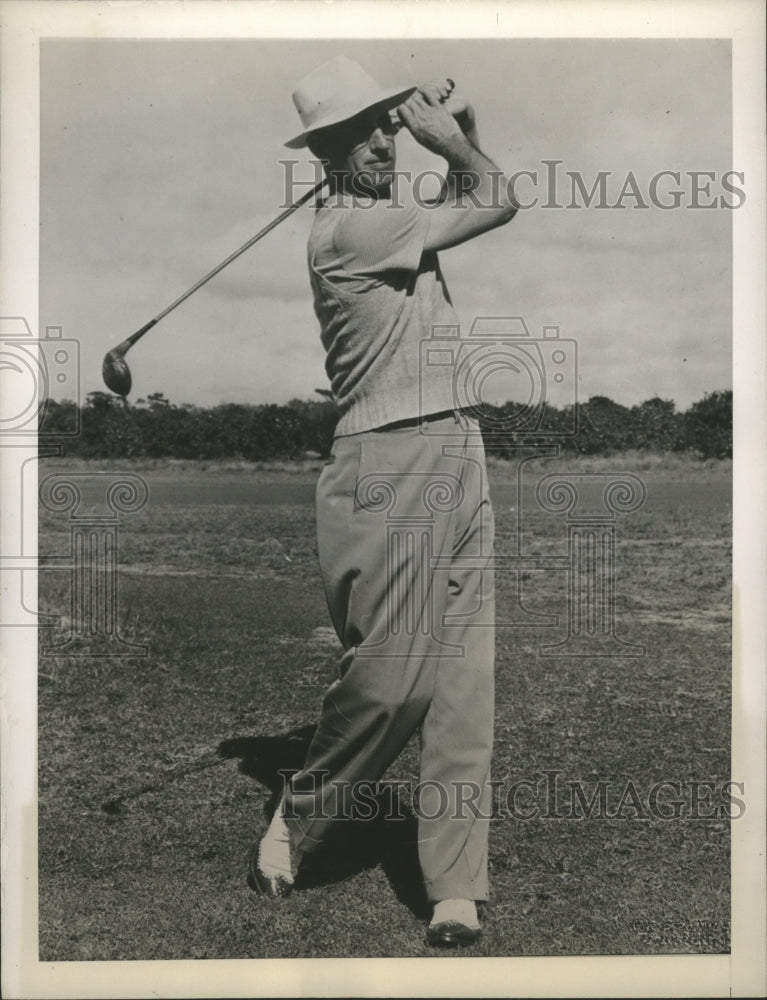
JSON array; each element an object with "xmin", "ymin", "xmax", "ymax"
[{"xmin": 1, "ymin": 1, "xmax": 764, "ymax": 997}]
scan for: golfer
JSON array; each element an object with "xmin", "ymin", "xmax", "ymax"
[{"xmin": 250, "ymin": 56, "xmax": 517, "ymax": 948}]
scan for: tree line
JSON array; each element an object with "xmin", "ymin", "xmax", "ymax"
[{"xmin": 40, "ymin": 389, "xmax": 732, "ymax": 461}]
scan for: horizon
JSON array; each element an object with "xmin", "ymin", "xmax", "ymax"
[{"xmin": 45, "ymin": 386, "xmax": 731, "ymax": 414}]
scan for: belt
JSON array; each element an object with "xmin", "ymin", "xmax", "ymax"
[{"xmin": 377, "ymin": 409, "xmax": 460, "ymax": 432}]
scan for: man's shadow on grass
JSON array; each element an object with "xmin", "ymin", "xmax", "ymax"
[{"xmin": 218, "ymin": 726, "xmax": 429, "ymax": 919}]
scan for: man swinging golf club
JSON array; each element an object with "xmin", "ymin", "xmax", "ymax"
[{"xmin": 250, "ymin": 55, "xmax": 518, "ymax": 948}]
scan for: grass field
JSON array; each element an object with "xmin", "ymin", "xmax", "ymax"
[{"xmin": 37, "ymin": 452, "xmax": 731, "ymax": 960}]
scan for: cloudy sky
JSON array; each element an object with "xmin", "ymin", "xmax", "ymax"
[{"xmin": 40, "ymin": 36, "xmax": 733, "ymax": 411}]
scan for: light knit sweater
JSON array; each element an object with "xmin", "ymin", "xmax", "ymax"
[{"xmin": 308, "ymin": 192, "xmax": 458, "ymax": 436}]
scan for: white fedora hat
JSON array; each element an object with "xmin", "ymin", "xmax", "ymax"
[{"xmin": 285, "ymin": 56, "xmax": 415, "ymax": 149}]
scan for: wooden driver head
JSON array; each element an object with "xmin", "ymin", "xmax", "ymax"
[{"xmin": 102, "ymin": 340, "xmax": 133, "ymax": 396}]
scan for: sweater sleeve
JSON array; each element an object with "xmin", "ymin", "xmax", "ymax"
[{"xmin": 332, "ymin": 197, "xmax": 432, "ymax": 276}]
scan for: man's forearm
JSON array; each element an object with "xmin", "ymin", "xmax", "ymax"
[
  {"xmin": 454, "ymin": 108, "xmax": 480, "ymax": 150},
  {"xmin": 440, "ymin": 132, "xmax": 507, "ymax": 207}
]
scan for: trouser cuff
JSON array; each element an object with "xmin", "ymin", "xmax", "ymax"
[{"xmin": 424, "ymin": 876, "xmax": 489, "ymax": 904}]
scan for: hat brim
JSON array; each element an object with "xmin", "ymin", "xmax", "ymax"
[{"xmin": 284, "ymin": 84, "xmax": 417, "ymax": 149}]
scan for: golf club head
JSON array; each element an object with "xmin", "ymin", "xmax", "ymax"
[{"xmin": 102, "ymin": 341, "xmax": 133, "ymax": 396}]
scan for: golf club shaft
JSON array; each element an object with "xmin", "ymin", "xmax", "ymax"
[
  {"xmin": 123, "ymin": 81, "xmax": 456, "ymax": 349},
  {"xmin": 125, "ymin": 179, "xmax": 327, "ymax": 348}
]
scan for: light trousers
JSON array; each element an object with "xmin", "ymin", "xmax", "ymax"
[{"xmin": 285, "ymin": 412, "xmax": 495, "ymax": 902}]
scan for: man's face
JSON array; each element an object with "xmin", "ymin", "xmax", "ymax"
[{"xmin": 322, "ymin": 107, "xmax": 398, "ymax": 195}]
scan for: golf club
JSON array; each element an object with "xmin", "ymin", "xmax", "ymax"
[
  {"xmin": 102, "ymin": 78, "xmax": 456, "ymax": 396},
  {"xmin": 102, "ymin": 179, "xmax": 327, "ymax": 396}
]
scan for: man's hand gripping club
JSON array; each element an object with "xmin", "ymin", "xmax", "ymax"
[{"xmin": 396, "ymin": 81, "xmax": 517, "ymax": 251}]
